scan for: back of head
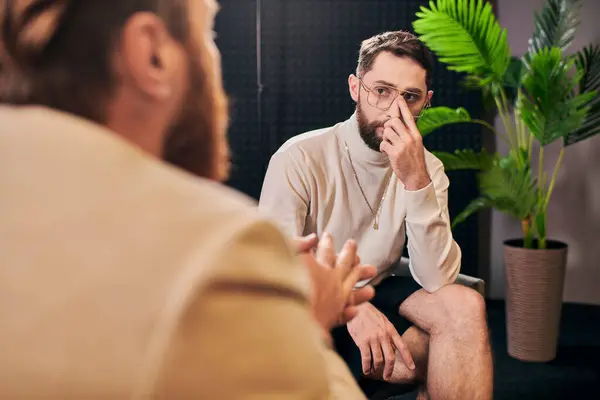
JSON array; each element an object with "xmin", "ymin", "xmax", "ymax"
[
  {"xmin": 0, "ymin": 3, "xmax": 238, "ymax": 397},
  {"xmin": 357, "ymin": 30, "xmax": 434, "ymax": 87},
  {"xmin": 0, "ymin": 0, "xmax": 230, "ymax": 180}
]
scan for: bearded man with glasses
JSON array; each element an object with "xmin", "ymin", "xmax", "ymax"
[{"xmin": 259, "ymin": 31, "xmax": 493, "ymax": 399}]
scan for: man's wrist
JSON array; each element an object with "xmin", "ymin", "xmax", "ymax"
[
  {"xmin": 404, "ymin": 182, "xmax": 440, "ymax": 222},
  {"xmin": 404, "ymin": 173, "xmax": 431, "ymax": 191},
  {"xmin": 353, "ymin": 301, "xmax": 373, "ymax": 316}
]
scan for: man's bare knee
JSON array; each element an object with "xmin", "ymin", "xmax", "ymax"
[
  {"xmin": 437, "ymin": 284, "xmax": 486, "ymax": 317},
  {"xmin": 399, "ymin": 284, "xmax": 487, "ymax": 335},
  {"xmin": 433, "ymin": 284, "xmax": 488, "ymax": 337}
]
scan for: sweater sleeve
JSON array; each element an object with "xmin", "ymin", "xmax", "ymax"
[
  {"xmin": 403, "ymin": 156, "xmax": 462, "ymax": 293},
  {"xmin": 258, "ymin": 151, "xmax": 311, "ymax": 238},
  {"xmin": 150, "ymin": 219, "xmax": 366, "ymax": 399}
]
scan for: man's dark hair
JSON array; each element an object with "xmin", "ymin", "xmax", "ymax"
[
  {"xmin": 0, "ymin": 1, "xmax": 189, "ymax": 123},
  {"xmin": 356, "ymin": 30, "xmax": 434, "ymax": 87}
]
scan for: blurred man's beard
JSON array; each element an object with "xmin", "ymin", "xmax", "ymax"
[
  {"xmin": 356, "ymin": 98, "xmax": 387, "ymax": 152},
  {"xmin": 162, "ymin": 44, "xmax": 230, "ymax": 182}
]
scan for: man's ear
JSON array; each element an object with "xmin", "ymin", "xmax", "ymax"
[
  {"xmin": 426, "ymin": 89, "xmax": 434, "ymax": 107},
  {"xmin": 117, "ymin": 12, "xmax": 180, "ymax": 101},
  {"xmin": 348, "ymin": 74, "xmax": 360, "ymax": 103}
]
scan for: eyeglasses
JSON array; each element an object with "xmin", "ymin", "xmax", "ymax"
[{"xmin": 358, "ymin": 78, "xmax": 430, "ymax": 118}]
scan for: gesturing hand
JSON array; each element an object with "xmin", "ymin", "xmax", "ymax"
[
  {"xmin": 380, "ymin": 96, "xmax": 431, "ymax": 191},
  {"xmin": 347, "ymin": 302, "xmax": 415, "ymax": 381},
  {"xmin": 292, "ymin": 233, "xmax": 319, "ymax": 253},
  {"xmin": 297, "ymin": 233, "xmax": 376, "ymax": 331}
]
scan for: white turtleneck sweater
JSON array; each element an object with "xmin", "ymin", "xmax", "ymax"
[{"xmin": 258, "ymin": 112, "xmax": 461, "ymax": 293}]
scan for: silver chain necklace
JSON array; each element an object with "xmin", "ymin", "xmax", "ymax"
[{"xmin": 344, "ymin": 141, "xmax": 392, "ymax": 230}]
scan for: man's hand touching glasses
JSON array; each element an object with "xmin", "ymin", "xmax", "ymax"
[{"xmin": 380, "ymin": 96, "xmax": 431, "ymax": 191}]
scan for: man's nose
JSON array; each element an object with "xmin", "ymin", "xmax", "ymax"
[{"xmin": 386, "ymin": 101, "xmax": 401, "ymax": 118}]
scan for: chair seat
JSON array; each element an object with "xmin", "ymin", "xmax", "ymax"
[{"xmin": 389, "ymin": 257, "xmax": 485, "ymax": 297}]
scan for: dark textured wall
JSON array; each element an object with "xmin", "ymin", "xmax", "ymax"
[{"xmin": 215, "ymin": 0, "xmax": 485, "ymax": 278}]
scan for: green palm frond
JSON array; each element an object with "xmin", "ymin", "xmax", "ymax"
[
  {"xmin": 503, "ymin": 57, "xmax": 527, "ymax": 89},
  {"xmin": 517, "ymin": 47, "xmax": 595, "ymax": 146},
  {"xmin": 417, "ymin": 106, "xmax": 472, "ymax": 136},
  {"xmin": 576, "ymin": 44, "xmax": 600, "ymax": 94},
  {"xmin": 432, "ymin": 148, "xmax": 496, "ymax": 171},
  {"xmin": 450, "ymin": 155, "xmax": 537, "ymax": 228},
  {"xmin": 477, "ymin": 158, "xmax": 538, "ymax": 221},
  {"xmin": 565, "ymin": 44, "xmax": 600, "ymax": 146},
  {"xmin": 451, "ymin": 197, "xmax": 493, "ymax": 229},
  {"xmin": 527, "ymin": 0, "xmax": 581, "ymax": 57},
  {"xmin": 412, "ymin": 0, "xmax": 511, "ymax": 86},
  {"xmin": 502, "ymin": 57, "xmax": 527, "ymax": 105}
]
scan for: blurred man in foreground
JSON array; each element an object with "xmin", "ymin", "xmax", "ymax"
[{"xmin": 0, "ymin": 0, "xmax": 375, "ymax": 398}]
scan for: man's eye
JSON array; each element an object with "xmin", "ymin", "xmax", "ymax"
[
  {"xmin": 402, "ymin": 93, "xmax": 419, "ymax": 102},
  {"xmin": 374, "ymin": 87, "xmax": 392, "ymax": 97}
]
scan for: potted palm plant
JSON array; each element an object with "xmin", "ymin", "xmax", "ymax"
[{"xmin": 412, "ymin": 0, "xmax": 599, "ymax": 362}]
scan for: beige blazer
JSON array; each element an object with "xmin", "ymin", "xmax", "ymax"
[{"xmin": 0, "ymin": 106, "xmax": 365, "ymax": 399}]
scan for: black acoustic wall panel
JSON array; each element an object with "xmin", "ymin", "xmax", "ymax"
[
  {"xmin": 215, "ymin": 0, "xmax": 485, "ymax": 278},
  {"xmin": 214, "ymin": 0, "xmax": 260, "ymax": 198}
]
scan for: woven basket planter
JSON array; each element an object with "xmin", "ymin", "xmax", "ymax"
[{"xmin": 503, "ymin": 239, "xmax": 568, "ymax": 362}]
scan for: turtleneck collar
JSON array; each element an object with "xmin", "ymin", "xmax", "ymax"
[{"xmin": 340, "ymin": 111, "xmax": 390, "ymax": 167}]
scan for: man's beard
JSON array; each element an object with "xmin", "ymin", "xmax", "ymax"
[
  {"xmin": 162, "ymin": 43, "xmax": 230, "ymax": 182},
  {"xmin": 356, "ymin": 97, "xmax": 425, "ymax": 152},
  {"xmin": 356, "ymin": 99, "xmax": 388, "ymax": 152}
]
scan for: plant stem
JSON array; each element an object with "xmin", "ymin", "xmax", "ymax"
[
  {"xmin": 514, "ymin": 102, "xmax": 523, "ymax": 149},
  {"xmin": 493, "ymin": 94, "xmax": 518, "ymax": 156},
  {"xmin": 534, "ymin": 145, "xmax": 546, "ymax": 249},
  {"xmin": 515, "ymin": 88, "xmax": 529, "ymax": 151},
  {"xmin": 534, "ymin": 147, "xmax": 565, "ymax": 250},
  {"xmin": 522, "ymin": 218, "xmax": 533, "ymax": 248},
  {"xmin": 499, "ymin": 88, "xmax": 519, "ymax": 149},
  {"xmin": 520, "ymin": 119, "xmax": 528, "ymax": 151},
  {"xmin": 544, "ymin": 146, "xmax": 565, "ymax": 211},
  {"xmin": 537, "ymin": 214, "xmax": 547, "ymax": 250},
  {"xmin": 538, "ymin": 146, "xmax": 545, "ymax": 204}
]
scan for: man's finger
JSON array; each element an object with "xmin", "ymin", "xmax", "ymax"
[
  {"xmin": 342, "ymin": 263, "xmax": 363, "ymax": 297},
  {"xmin": 316, "ymin": 233, "xmax": 335, "ymax": 268},
  {"xmin": 380, "ymin": 139, "xmax": 393, "ymax": 155},
  {"xmin": 381, "ymin": 338, "xmax": 396, "ymax": 381},
  {"xmin": 342, "ymin": 263, "xmax": 376, "ymax": 297},
  {"xmin": 360, "ymin": 344, "xmax": 372, "ymax": 375},
  {"xmin": 385, "ymin": 118, "xmax": 411, "ymax": 142},
  {"xmin": 382, "ymin": 126, "xmax": 402, "ymax": 145},
  {"xmin": 358, "ymin": 264, "xmax": 377, "ymax": 281},
  {"xmin": 370, "ymin": 341, "xmax": 385, "ymax": 375},
  {"xmin": 335, "ymin": 239, "xmax": 358, "ymax": 278},
  {"xmin": 342, "ymin": 265, "xmax": 377, "ymax": 298},
  {"xmin": 292, "ymin": 233, "xmax": 318, "ymax": 254},
  {"xmin": 397, "ymin": 96, "xmax": 420, "ymax": 138},
  {"xmin": 391, "ymin": 331, "xmax": 415, "ymax": 370},
  {"xmin": 339, "ymin": 306, "xmax": 359, "ymax": 325},
  {"xmin": 349, "ymin": 285, "xmax": 375, "ymax": 307}
]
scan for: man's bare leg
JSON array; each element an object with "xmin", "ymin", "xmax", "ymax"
[
  {"xmin": 386, "ymin": 326, "xmax": 429, "ymax": 383},
  {"xmin": 386, "ymin": 326, "xmax": 430, "ymax": 399},
  {"xmin": 398, "ymin": 284, "xmax": 493, "ymax": 400}
]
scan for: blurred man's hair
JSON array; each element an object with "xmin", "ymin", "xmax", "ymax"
[
  {"xmin": 1, "ymin": 0, "xmax": 230, "ymax": 180},
  {"xmin": 356, "ymin": 30, "xmax": 434, "ymax": 87},
  {"xmin": 1, "ymin": 1, "xmax": 188, "ymax": 122}
]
